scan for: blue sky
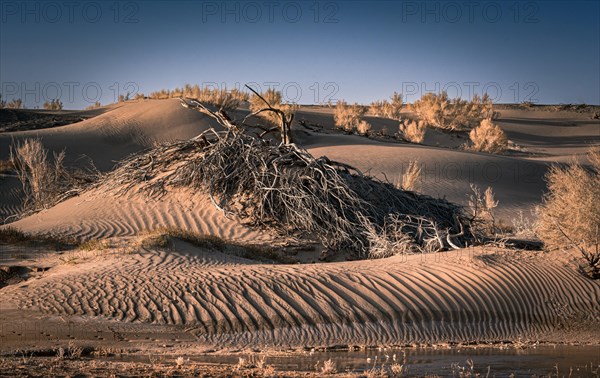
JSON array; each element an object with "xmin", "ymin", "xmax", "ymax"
[{"xmin": 1, "ymin": 0, "xmax": 599, "ymax": 109}]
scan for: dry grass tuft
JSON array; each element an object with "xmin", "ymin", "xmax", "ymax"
[
  {"xmin": 399, "ymin": 160, "xmax": 422, "ymax": 192},
  {"xmin": 319, "ymin": 359, "xmax": 337, "ymax": 374},
  {"xmin": 468, "ymin": 184, "xmax": 499, "ymax": 236},
  {"xmin": 536, "ymin": 147, "xmax": 600, "ymax": 278},
  {"xmin": 398, "ymin": 119, "xmax": 426, "ymax": 143},
  {"xmin": 411, "ymin": 92, "xmax": 496, "ymax": 131},
  {"xmin": 334, "ymin": 100, "xmax": 367, "ymax": 132},
  {"xmin": 10, "ymin": 138, "xmax": 97, "ymax": 215},
  {"xmin": 468, "ymin": 118, "xmax": 508, "ymax": 153}
]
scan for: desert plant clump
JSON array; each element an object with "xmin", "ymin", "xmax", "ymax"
[
  {"xmin": 10, "ymin": 138, "xmax": 97, "ymax": 216},
  {"xmin": 468, "ymin": 118, "xmax": 508, "ymax": 153},
  {"xmin": 467, "ymin": 184, "xmax": 499, "ymax": 236},
  {"xmin": 356, "ymin": 120, "xmax": 372, "ymax": 136},
  {"xmin": 97, "ymin": 99, "xmax": 475, "ymax": 257},
  {"xmin": 334, "ymin": 100, "xmax": 367, "ymax": 133},
  {"xmin": 535, "ymin": 147, "xmax": 600, "ymax": 278},
  {"xmin": 398, "ymin": 119, "xmax": 426, "ymax": 143},
  {"xmin": 411, "ymin": 92, "xmax": 496, "ymax": 131},
  {"xmin": 398, "ymin": 160, "xmax": 422, "ymax": 192}
]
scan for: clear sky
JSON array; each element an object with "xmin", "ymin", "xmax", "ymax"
[{"xmin": 1, "ymin": 0, "xmax": 599, "ymax": 109}]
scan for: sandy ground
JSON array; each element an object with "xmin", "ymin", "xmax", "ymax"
[{"xmin": 1, "ymin": 99, "xmax": 599, "ymax": 371}]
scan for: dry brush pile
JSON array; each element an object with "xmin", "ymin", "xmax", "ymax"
[{"xmin": 95, "ymin": 99, "xmax": 476, "ymax": 257}]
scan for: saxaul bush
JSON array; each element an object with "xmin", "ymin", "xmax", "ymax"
[
  {"xmin": 334, "ymin": 100, "xmax": 367, "ymax": 133},
  {"xmin": 369, "ymin": 92, "xmax": 403, "ymax": 120},
  {"xmin": 411, "ymin": 92, "xmax": 496, "ymax": 131},
  {"xmin": 398, "ymin": 118, "xmax": 427, "ymax": 143},
  {"xmin": 43, "ymin": 99, "xmax": 64, "ymax": 110},
  {"xmin": 468, "ymin": 118, "xmax": 508, "ymax": 153},
  {"xmin": 535, "ymin": 147, "xmax": 600, "ymax": 278}
]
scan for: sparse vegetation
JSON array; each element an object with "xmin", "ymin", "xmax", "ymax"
[
  {"xmin": 411, "ymin": 92, "xmax": 496, "ymax": 131},
  {"xmin": 84, "ymin": 101, "xmax": 102, "ymax": 110},
  {"xmin": 468, "ymin": 118, "xmax": 508, "ymax": 153},
  {"xmin": 468, "ymin": 184, "xmax": 499, "ymax": 236},
  {"xmin": 334, "ymin": 100, "xmax": 367, "ymax": 132},
  {"xmin": 249, "ymin": 88, "xmax": 297, "ymax": 126},
  {"xmin": 0, "ymin": 95, "xmax": 24, "ymax": 109},
  {"xmin": 398, "ymin": 119, "xmax": 426, "ymax": 143},
  {"xmin": 43, "ymin": 99, "xmax": 63, "ymax": 110},
  {"xmin": 10, "ymin": 138, "xmax": 97, "ymax": 215},
  {"xmin": 536, "ymin": 147, "xmax": 600, "ymax": 278},
  {"xmin": 369, "ymin": 92, "xmax": 403, "ymax": 120}
]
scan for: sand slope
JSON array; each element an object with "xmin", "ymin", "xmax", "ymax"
[{"xmin": 2, "ymin": 244, "xmax": 598, "ymax": 348}]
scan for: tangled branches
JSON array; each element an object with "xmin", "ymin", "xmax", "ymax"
[{"xmin": 97, "ymin": 100, "xmax": 474, "ymax": 256}]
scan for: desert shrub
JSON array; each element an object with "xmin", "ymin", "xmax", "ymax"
[
  {"xmin": 3, "ymin": 97, "xmax": 23, "ymax": 109},
  {"xmin": 536, "ymin": 147, "xmax": 600, "ymax": 278},
  {"xmin": 369, "ymin": 92, "xmax": 403, "ymax": 120},
  {"xmin": 249, "ymin": 88, "xmax": 296, "ymax": 126},
  {"xmin": 356, "ymin": 120, "xmax": 372, "ymax": 136},
  {"xmin": 334, "ymin": 100, "xmax": 367, "ymax": 132},
  {"xmin": 85, "ymin": 101, "xmax": 101, "ymax": 110},
  {"xmin": 10, "ymin": 138, "xmax": 97, "ymax": 213},
  {"xmin": 468, "ymin": 118, "xmax": 508, "ymax": 153},
  {"xmin": 43, "ymin": 99, "xmax": 63, "ymax": 110},
  {"xmin": 411, "ymin": 92, "xmax": 495, "ymax": 131},
  {"xmin": 198, "ymin": 88, "xmax": 242, "ymax": 112},
  {"xmin": 398, "ymin": 119, "xmax": 426, "ymax": 143},
  {"xmin": 468, "ymin": 184, "xmax": 499, "ymax": 236}
]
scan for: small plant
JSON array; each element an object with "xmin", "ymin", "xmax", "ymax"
[
  {"xmin": 468, "ymin": 118, "xmax": 508, "ymax": 153},
  {"xmin": 468, "ymin": 184, "xmax": 498, "ymax": 235},
  {"xmin": 320, "ymin": 359, "xmax": 337, "ymax": 374},
  {"xmin": 334, "ymin": 100, "xmax": 367, "ymax": 132},
  {"xmin": 397, "ymin": 160, "xmax": 422, "ymax": 192},
  {"xmin": 536, "ymin": 147, "xmax": 600, "ymax": 278},
  {"xmin": 398, "ymin": 119, "xmax": 426, "ymax": 143}
]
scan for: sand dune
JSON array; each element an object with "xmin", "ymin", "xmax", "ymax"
[
  {"xmin": 2, "ymin": 100, "xmax": 599, "ymax": 352},
  {"xmin": 0, "ymin": 99, "xmax": 222, "ymax": 171},
  {"xmin": 6, "ymin": 188, "xmax": 274, "ymax": 244},
  {"xmin": 2, "ymin": 244, "xmax": 598, "ymax": 348}
]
